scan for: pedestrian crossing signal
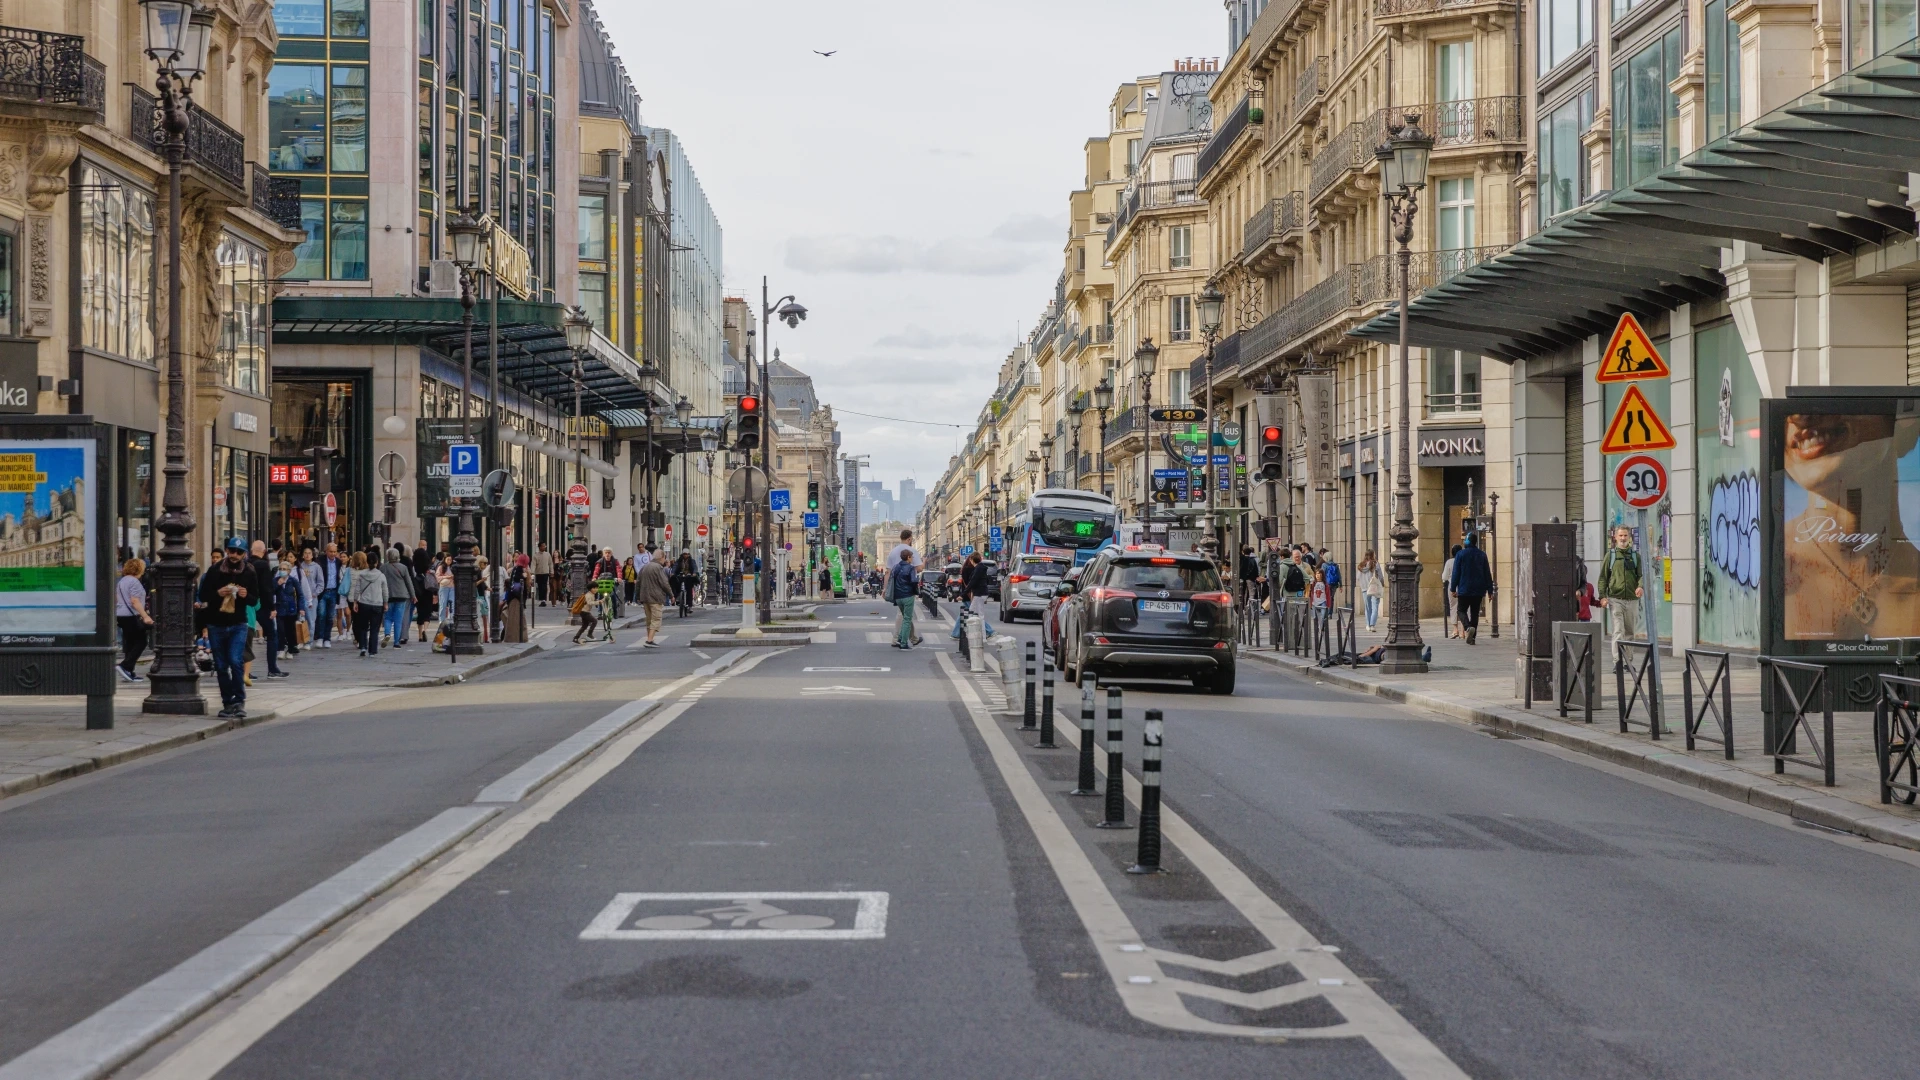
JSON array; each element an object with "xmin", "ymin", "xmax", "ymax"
[
  {"xmin": 1595, "ymin": 312, "xmax": 1671, "ymax": 382},
  {"xmin": 1600, "ymin": 384, "xmax": 1677, "ymax": 453}
]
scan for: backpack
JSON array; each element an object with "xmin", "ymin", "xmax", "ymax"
[
  {"xmin": 1323, "ymin": 560, "xmax": 1341, "ymax": 588},
  {"xmin": 1283, "ymin": 563, "xmax": 1306, "ymax": 593}
]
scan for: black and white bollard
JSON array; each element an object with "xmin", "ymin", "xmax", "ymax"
[
  {"xmin": 1036, "ymin": 655, "xmax": 1057, "ymax": 747},
  {"xmin": 1127, "ymin": 710, "xmax": 1166, "ymax": 874},
  {"xmin": 1022, "ymin": 639, "xmax": 1037, "ymax": 730},
  {"xmin": 1096, "ymin": 686, "xmax": 1130, "ymax": 829},
  {"xmin": 1070, "ymin": 676, "xmax": 1099, "ymax": 795}
]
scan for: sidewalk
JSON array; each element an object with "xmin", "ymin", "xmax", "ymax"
[{"xmin": 1241, "ymin": 613, "xmax": 1920, "ymax": 853}]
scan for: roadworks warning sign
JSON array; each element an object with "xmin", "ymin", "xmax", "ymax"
[{"xmin": 1596, "ymin": 312, "xmax": 1671, "ymax": 382}]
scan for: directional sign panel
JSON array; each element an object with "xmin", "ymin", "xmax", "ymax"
[
  {"xmin": 1601, "ymin": 384, "xmax": 1677, "ymax": 454},
  {"xmin": 769, "ymin": 488, "xmax": 791, "ymax": 512},
  {"xmin": 1596, "ymin": 313, "xmax": 1671, "ymax": 382}
]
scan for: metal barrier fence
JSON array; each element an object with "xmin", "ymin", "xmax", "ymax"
[
  {"xmin": 1760, "ymin": 657, "xmax": 1834, "ymax": 786},
  {"xmin": 1683, "ymin": 649, "xmax": 1734, "ymax": 758},
  {"xmin": 1874, "ymin": 674, "xmax": 1920, "ymax": 805},
  {"xmin": 1557, "ymin": 631, "xmax": 1596, "ymax": 724},
  {"xmin": 1615, "ymin": 640, "xmax": 1665, "ymax": 738},
  {"xmin": 1312, "ymin": 606, "xmax": 1356, "ymax": 666}
]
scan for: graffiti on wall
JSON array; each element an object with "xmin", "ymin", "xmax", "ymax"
[{"xmin": 1699, "ymin": 470, "xmax": 1762, "ymax": 645}]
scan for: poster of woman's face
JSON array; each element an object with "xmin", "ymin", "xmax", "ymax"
[{"xmin": 1781, "ymin": 410, "xmax": 1920, "ymax": 640}]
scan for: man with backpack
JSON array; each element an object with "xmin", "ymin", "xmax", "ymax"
[
  {"xmin": 1449, "ymin": 533, "xmax": 1493, "ymax": 644},
  {"xmin": 1597, "ymin": 525, "xmax": 1645, "ymax": 669},
  {"xmin": 887, "ymin": 547, "xmax": 919, "ymax": 650},
  {"xmin": 1319, "ymin": 547, "xmax": 1341, "ymax": 608},
  {"xmin": 1281, "ymin": 551, "xmax": 1308, "ymax": 599}
]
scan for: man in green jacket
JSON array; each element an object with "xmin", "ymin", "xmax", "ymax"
[{"xmin": 1597, "ymin": 525, "xmax": 1644, "ymax": 669}]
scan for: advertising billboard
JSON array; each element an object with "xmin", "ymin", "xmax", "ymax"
[{"xmin": 0, "ymin": 439, "xmax": 97, "ymax": 636}]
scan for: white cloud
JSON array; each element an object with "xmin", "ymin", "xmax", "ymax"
[
  {"xmin": 785, "ymin": 234, "xmax": 1040, "ymax": 276},
  {"xmin": 991, "ymin": 213, "xmax": 1066, "ymax": 243},
  {"xmin": 872, "ymin": 325, "xmax": 1004, "ymax": 350}
]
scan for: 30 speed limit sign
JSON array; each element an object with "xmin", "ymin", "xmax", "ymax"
[{"xmin": 1613, "ymin": 454, "xmax": 1667, "ymax": 508}]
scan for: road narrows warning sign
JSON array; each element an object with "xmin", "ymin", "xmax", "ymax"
[
  {"xmin": 1596, "ymin": 312, "xmax": 1671, "ymax": 382},
  {"xmin": 1601, "ymin": 384, "xmax": 1677, "ymax": 453}
]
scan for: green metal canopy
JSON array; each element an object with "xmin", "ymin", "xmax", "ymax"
[
  {"xmin": 271, "ymin": 295, "xmax": 663, "ymax": 411},
  {"xmin": 1352, "ymin": 41, "xmax": 1920, "ymax": 360}
]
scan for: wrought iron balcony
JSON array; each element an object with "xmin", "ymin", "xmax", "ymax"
[
  {"xmin": 248, "ymin": 164, "xmax": 303, "ymax": 231},
  {"xmin": 1186, "ymin": 332, "xmax": 1241, "ymax": 399},
  {"xmin": 1308, "ymin": 112, "xmax": 1386, "ymax": 203},
  {"xmin": 130, "ymin": 86, "xmax": 247, "ymax": 192},
  {"xmin": 0, "ymin": 27, "xmax": 105, "ymax": 118},
  {"xmin": 1376, "ymin": 0, "xmax": 1514, "ymax": 16},
  {"xmin": 1291, "ymin": 57, "xmax": 1329, "ymax": 127},
  {"xmin": 1108, "ymin": 178, "xmax": 1201, "ymax": 246},
  {"xmin": 1196, "ymin": 94, "xmax": 1250, "ymax": 183},
  {"xmin": 1405, "ymin": 96, "xmax": 1525, "ymax": 149},
  {"xmin": 1102, "ymin": 405, "xmax": 1148, "ymax": 447},
  {"xmin": 1241, "ymin": 191, "xmax": 1304, "ymax": 262}
]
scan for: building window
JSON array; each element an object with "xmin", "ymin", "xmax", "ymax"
[
  {"xmin": 578, "ymin": 193, "xmax": 606, "ymax": 260},
  {"xmin": 1537, "ymin": 88, "xmax": 1594, "ymax": 224},
  {"xmin": 1850, "ymin": 0, "xmax": 1918, "ymax": 66},
  {"xmin": 1167, "ymin": 368, "xmax": 1190, "ymax": 404},
  {"xmin": 1539, "ymin": 0, "xmax": 1592, "ymax": 71},
  {"xmin": 0, "ymin": 230, "xmax": 16, "ymax": 336},
  {"xmin": 1705, "ymin": 0, "xmax": 1743, "ymax": 138},
  {"xmin": 331, "ymin": 0, "xmax": 368, "ymax": 37},
  {"xmin": 273, "ymin": 0, "xmax": 325, "ymax": 36},
  {"xmin": 1435, "ymin": 177, "xmax": 1475, "ymax": 251},
  {"xmin": 267, "ymin": 65, "xmax": 326, "ymax": 171},
  {"xmin": 266, "ymin": 10, "xmax": 370, "ymax": 282},
  {"xmin": 215, "ymin": 234, "xmax": 269, "ymax": 394},
  {"xmin": 330, "ymin": 65, "xmax": 368, "ymax": 172},
  {"xmin": 1169, "ymin": 225, "xmax": 1192, "ymax": 269},
  {"xmin": 579, "ymin": 271, "xmax": 607, "ymax": 331},
  {"xmin": 211, "ymin": 446, "xmax": 257, "ymax": 545},
  {"xmin": 330, "ymin": 201, "xmax": 368, "ymax": 280},
  {"xmin": 1169, "ymin": 295, "xmax": 1193, "ymax": 341},
  {"xmin": 1436, "ymin": 41, "xmax": 1474, "ymax": 100},
  {"xmin": 1428, "ymin": 350, "xmax": 1482, "ymax": 413},
  {"xmin": 77, "ymin": 164, "xmax": 155, "ymax": 362},
  {"xmin": 1612, "ymin": 27, "xmax": 1682, "ymax": 190}
]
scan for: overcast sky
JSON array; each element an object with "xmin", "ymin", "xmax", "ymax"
[{"xmin": 595, "ymin": 0, "xmax": 1222, "ymax": 500}]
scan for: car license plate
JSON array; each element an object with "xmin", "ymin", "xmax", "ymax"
[{"xmin": 1138, "ymin": 600, "xmax": 1187, "ymax": 614}]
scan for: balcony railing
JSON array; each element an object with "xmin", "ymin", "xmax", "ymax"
[
  {"xmin": 1186, "ymin": 331, "xmax": 1242, "ymax": 399},
  {"xmin": 1103, "ymin": 405, "xmax": 1148, "ymax": 446},
  {"xmin": 1407, "ymin": 96, "xmax": 1525, "ymax": 149},
  {"xmin": 269, "ymin": 177, "xmax": 303, "ymax": 231},
  {"xmin": 1377, "ymin": 0, "xmax": 1514, "ymax": 15},
  {"xmin": 130, "ymin": 86, "xmax": 247, "ymax": 191},
  {"xmin": 1292, "ymin": 57, "xmax": 1329, "ymax": 125},
  {"xmin": 1196, "ymin": 94, "xmax": 1250, "ymax": 182},
  {"xmin": 0, "ymin": 27, "xmax": 105, "ymax": 116},
  {"xmin": 1308, "ymin": 112, "xmax": 1386, "ymax": 203},
  {"xmin": 1427, "ymin": 389, "xmax": 1483, "ymax": 413},
  {"xmin": 1241, "ymin": 191, "xmax": 1304, "ymax": 258},
  {"xmin": 1109, "ymin": 178, "xmax": 1201, "ymax": 245}
]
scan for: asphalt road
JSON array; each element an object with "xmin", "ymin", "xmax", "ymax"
[
  {"xmin": 11, "ymin": 603, "xmax": 1920, "ymax": 1079},
  {"xmin": 0, "ymin": 613, "xmax": 726, "ymax": 1065}
]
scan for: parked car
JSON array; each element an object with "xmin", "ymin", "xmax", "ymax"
[
  {"xmin": 1000, "ymin": 554, "xmax": 1073, "ymax": 622},
  {"xmin": 1042, "ymin": 565, "xmax": 1084, "ymax": 657},
  {"xmin": 1058, "ymin": 547, "xmax": 1234, "ymax": 694}
]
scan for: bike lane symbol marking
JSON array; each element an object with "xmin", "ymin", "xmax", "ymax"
[{"xmin": 580, "ymin": 892, "xmax": 888, "ymax": 941}]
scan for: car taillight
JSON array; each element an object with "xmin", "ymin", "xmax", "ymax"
[
  {"xmin": 1009, "ymin": 574, "xmax": 1030, "ymax": 583},
  {"xmin": 1192, "ymin": 591, "xmax": 1232, "ymax": 607},
  {"xmin": 1086, "ymin": 587, "xmax": 1137, "ymax": 602}
]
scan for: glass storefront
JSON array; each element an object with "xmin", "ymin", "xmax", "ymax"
[
  {"xmin": 116, "ymin": 430, "xmax": 153, "ymax": 563},
  {"xmin": 271, "ymin": 376, "xmax": 364, "ymax": 550},
  {"xmin": 1694, "ymin": 320, "xmax": 1761, "ymax": 649}
]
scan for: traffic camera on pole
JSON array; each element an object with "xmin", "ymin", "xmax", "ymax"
[{"xmin": 735, "ymin": 395, "xmax": 762, "ymax": 450}]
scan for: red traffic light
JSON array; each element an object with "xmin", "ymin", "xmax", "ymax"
[
  {"xmin": 739, "ymin": 395, "xmax": 759, "ymax": 413},
  {"xmin": 742, "ymin": 536, "xmax": 754, "ymax": 548},
  {"xmin": 1262, "ymin": 426, "xmax": 1282, "ymax": 442}
]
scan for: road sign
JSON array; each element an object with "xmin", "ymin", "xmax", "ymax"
[
  {"xmin": 961, "ymin": 544, "xmax": 975, "ymax": 555},
  {"xmin": 1596, "ymin": 313, "xmax": 1671, "ymax": 382},
  {"xmin": 988, "ymin": 538, "xmax": 1003, "ymax": 553},
  {"xmin": 989, "ymin": 526, "xmax": 1002, "ymax": 540},
  {"xmin": 803, "ymin": 511, "xmax": 820, "ymax": 528},
  {"xmin": 565, "ymin": 482, "xmax": 590, "ymax": 517},
  {"xmin": 696, "ymin": 523, "xmax": 710, "ymax": 538},
  {"xmin": 320, "ymin": 491, "xmax": 338, "ymax": 526},
  {"xmin": 769, "ymin": 488, "xmax": 791, "ymax": 512},
  {"xmin": 1220, "ymin": 421, "xmax": 1242, "ymax": 445},
  {"xmin": 377, "ymin": 451, "xmax": 406, "ymax": 484},
  {"xmin": 1601, "ymin": 384, "xmax": 1677, "ymax": 453},
  {"xmin": 1613, "ymin": 454, "xmax": 1667, "ymax": 508},
  {"xmin": 707, "ymin": 504, "xmax": 717, "ymax": 515},
  {"xmin": 448, "ymin": 442, "xmax": 482, "ymax": 497},
  {"xmin": 481, "ymin": 468, "xmax": 515, "ymax": 508},
  {"xmin": 1150, "ymin": 407, "xmax": 1206, "ymax": 422},
  {"xmin": 665, "ymin": 524, "xmax": 674, "ymax": 541}
]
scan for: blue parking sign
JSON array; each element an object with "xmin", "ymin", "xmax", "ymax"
[{"xmin": 448, "ymin": 444, "xmax": 481, "ymax": 475}]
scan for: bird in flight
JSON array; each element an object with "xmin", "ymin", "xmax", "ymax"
[{"xmin": 814, "ymin": 49, "xmax": 836, "ymax": 56}]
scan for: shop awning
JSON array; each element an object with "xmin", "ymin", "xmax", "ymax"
[
  {"xmin": 272, "ymin": 296, "xmax": 664, "ymax": 412},
  {"xmin": 1352, "ymin": 41, "xmax": 1920, "ymax": 361}
]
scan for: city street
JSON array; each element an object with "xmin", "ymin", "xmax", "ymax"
[{"xmin": 7, "ymin": 605, "xmax": 1919, "ymax": 1079}]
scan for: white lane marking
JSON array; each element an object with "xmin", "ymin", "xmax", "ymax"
[
  {"xmin": 802, "ymin": 667, "xmax": 891, "ymax": 672},
  {"xmin": 693, "ymin": 649, "xmax": 712, "ymax": 659},
  {"xmin": 865, "ymin": 632, "xmax": 893, "ymax": 644},
  {"xmin": 131, "ymin": 648, "xmax": 791, "ymax": 1080},
  {"xmin": 936, "ymin": 653, "xmax": 1469, "ymax": 1077},
  {"xmin": 800, "ymin": 685, "xmax": 872, "ymax": 697},
  {"xmin": 809, "ymin": 631, "xmax": 839, "ymax": 643},
  {"xmin": 580, "ymin": 892, "xmax": 887, "ymax": 941}
]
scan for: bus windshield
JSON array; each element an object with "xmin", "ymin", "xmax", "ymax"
[{"xmin": 1034, "ymin": 507, "xmax": 1115, "ymax": 549}]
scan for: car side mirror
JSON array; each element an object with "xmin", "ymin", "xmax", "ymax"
[{"xmin": 1055, "ymin": 583, "xmax": 1076, "ymax": 597}]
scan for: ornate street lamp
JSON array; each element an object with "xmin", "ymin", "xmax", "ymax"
[
  {"xmin": 673, "ymin": 394, "xmax": 693, "ymax": 552},
  {"xmin": 141, "ymin": 0, "xmax": 216, "ymax": 714},
  {"xmin": 1375, "ymin": 112, "xmax": 1435, "ymax": 674},
  {"xmin": 438, "ymin": 208, "xmax": 490, "ymax": 654},
  {"xmin": 1039, "ymin": 433, "xmax": 1055, "ymax": 488},
  {"xmin": 1065, "ymin": 397, "xmax": 1085, "ymax": 487},
  {"xmin": 1093, "ymin": 377, "xmax": 1113, "ymax": 503},
  {"xmin": 1135, "ymin": 338, "xmax": 1159, "ymax": 531},
  {"xmin": 1028, "ymin": 446, "xmax": 1045, "ymax": 495},
  {"xmin": 560, "ymin": 302, "xmax": 594, "ymax": 600},
  {"xmin": 1197, "ymin": 284, "xmax": 1225, "ymax": 538}
]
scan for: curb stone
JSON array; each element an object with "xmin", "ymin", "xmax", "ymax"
[{"xmin": 1240, "ymin": 647, "xmax": 1920, "ymax": 854}]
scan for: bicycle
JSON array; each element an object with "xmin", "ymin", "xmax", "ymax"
[{"xmin": 595, "ymin": 579, "xmax": 617, "ymax": 643}]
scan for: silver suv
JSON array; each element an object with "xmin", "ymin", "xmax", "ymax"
[{"xmin": 999, "ymin": 554, "xmax": 1073, "ymax": 622}]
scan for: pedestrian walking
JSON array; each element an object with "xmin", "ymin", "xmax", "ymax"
[
  {"xmin": 380, "ymin": 547, "xmax": 416, "ymax": 649},
  {"xmin": 637, "ymin": 552, "xmax": 673, "ymax": 648},
  {"xmin": 435, "ymin": 556, "xmax": 456, "ymax": 650},
  {"xmin": 1597, "ymin": 525, "xmax": 1645, "ymax": 669},
  {"xmin": 533, "ymin": 542, "xmax": 554, "ymax": 606},
  {"xmin": 115, "ymin": 558, "xmax": 153, "ymax": 681},
  {"xmin": 198, "ymin": 537, "xmax": 258, "ymax": 718},
  {"xmin": 314, "ymin": 543, "xmax": 344, "ymax": 649},
  {"xmin": 247, "ymin": 540, "xmax": 285, "ymax": 680},
  {"xmin": 1441, "ymin": 544, "xmax": 1460, "ymax": 638},
  {"xmin": 1573, "ymin": 559, "xmax": 1597, "ymax": 622},
  {"xmin": 887, "ymin": 546, "xmax": 920, "ymax": 649},
  {"xmin": 1358, "ymin": 550, "xmax": 1385, "ymax": 632},
  {"xmin": 274, "ymin": 557, "xmax": 303, "ymax": 669},
  {"xmin": 885, "ymin": 528, "xmax": 925, "ymax": 647},
  {"xmin": 296, "ymin": 548, "xmax": 323, "ymax": 647},
  {"xmin": 346, "ymin": 551, "xmax": 389, "ymax": 656},
  {"xmin": 1450, "ymin": 534, "xmax": 1492, "ymax": 644}
]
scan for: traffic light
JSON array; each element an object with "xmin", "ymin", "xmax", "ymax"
[
  {"xmin": 829, "ymin": 512, "xmax": 839, "ymax": 533},
  {"xmin": 309, "ymin": 446, "xmax": 336, "ymax": 493},
  {"xmin": 807, "ymin": 481, "xmax": 819, "ymax": 511},
  {"xmin": 735, "ymin": 395, "xmax": 762, "ymax": 450},
  {"xmin": 1256, "ymin": 396, "xmax": 1285, "ymax": 481}
]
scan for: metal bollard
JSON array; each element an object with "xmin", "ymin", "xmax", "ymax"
[
  {"xmin": 1022, "ymin": 639, "xmax": 1038, "ymax": 730},
  {"xmin": 1070, "ymin": 676, "xmax": 1099, "ymax": 795},
  {"xmin": 966, "ymin": 612, "xmax": 986, "ymax": 673},
  {"xmin": 1127, "ymin": 710, "xmax": 1166, "ymax": 874},
  {"xmin": 1036, "ymin": 655, "xmax": 1057, "ymax": 748},
  {"xmin": 999, "ymin": 637, "xmax": 1020, "ymax": 707},
  {"xmin": 1096, "ymin": 686, "xmax": 1130, "ymax": 829}
]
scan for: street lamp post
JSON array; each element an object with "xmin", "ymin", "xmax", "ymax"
[
  {"xmin": 1375, "ymin": 113, "xmax": 1434, "ymax": 674},
  {"xmin": 1025, "ymin": 449, "xmax": 1042, "ymax": 503},
  {"xmin": 758, "ymin": 280, "xmax": 807, "ymax": 624},
  {"xmin": 700, "ymin": 432, "xmax": 719, "ymax": 596},
  {"xmin": 561, "ymin": 303, "xmax": 594, "ymax": 601},
  {"xmin": 674, "ymin": 394, "xmax": 693, "ymax": 554},
  {"xmin": 1135, "ymin": 339, "xmax": 1159, "ymax": 537},
  {"xmin": 140, "ymin": 0, "xmax": 215, "ymax": 714},
  {"xmin": 1039, "ymin": 434, "xmax": 1055, "ymax": 489},
  {"xmin": 1197, "ymin": 286, "xmax": 1225, "ymax": 549},
  {"xmin": 446, "ymin": 208, "xmax": 489, "ymax": 655},
  {"xmin": 1093, "ymin": 378, "xmax": 1113, "ymax": 505},
  {"xmin": 1066, "ymin": 397, "xmax": 1085, "ymax": 487}
]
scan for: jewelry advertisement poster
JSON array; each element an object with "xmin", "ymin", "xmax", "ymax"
[{"xmin": 1778, "ymin": 405, "xmax": 1920, "ymax": 642}]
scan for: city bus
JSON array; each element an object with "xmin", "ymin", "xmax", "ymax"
[{"xmin": 1003, "ymin": 488, "xmax": 1118, "ymax": 567}]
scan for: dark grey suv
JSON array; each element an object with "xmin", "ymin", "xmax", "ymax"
[{"xmin": 1059, "ymin": 548, "xmax": 1234, "ymax": 694}]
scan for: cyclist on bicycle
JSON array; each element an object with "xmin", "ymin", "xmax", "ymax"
[{"xmin": 671, "ymin": 549, "xmax": 699, "ymax": 616}]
